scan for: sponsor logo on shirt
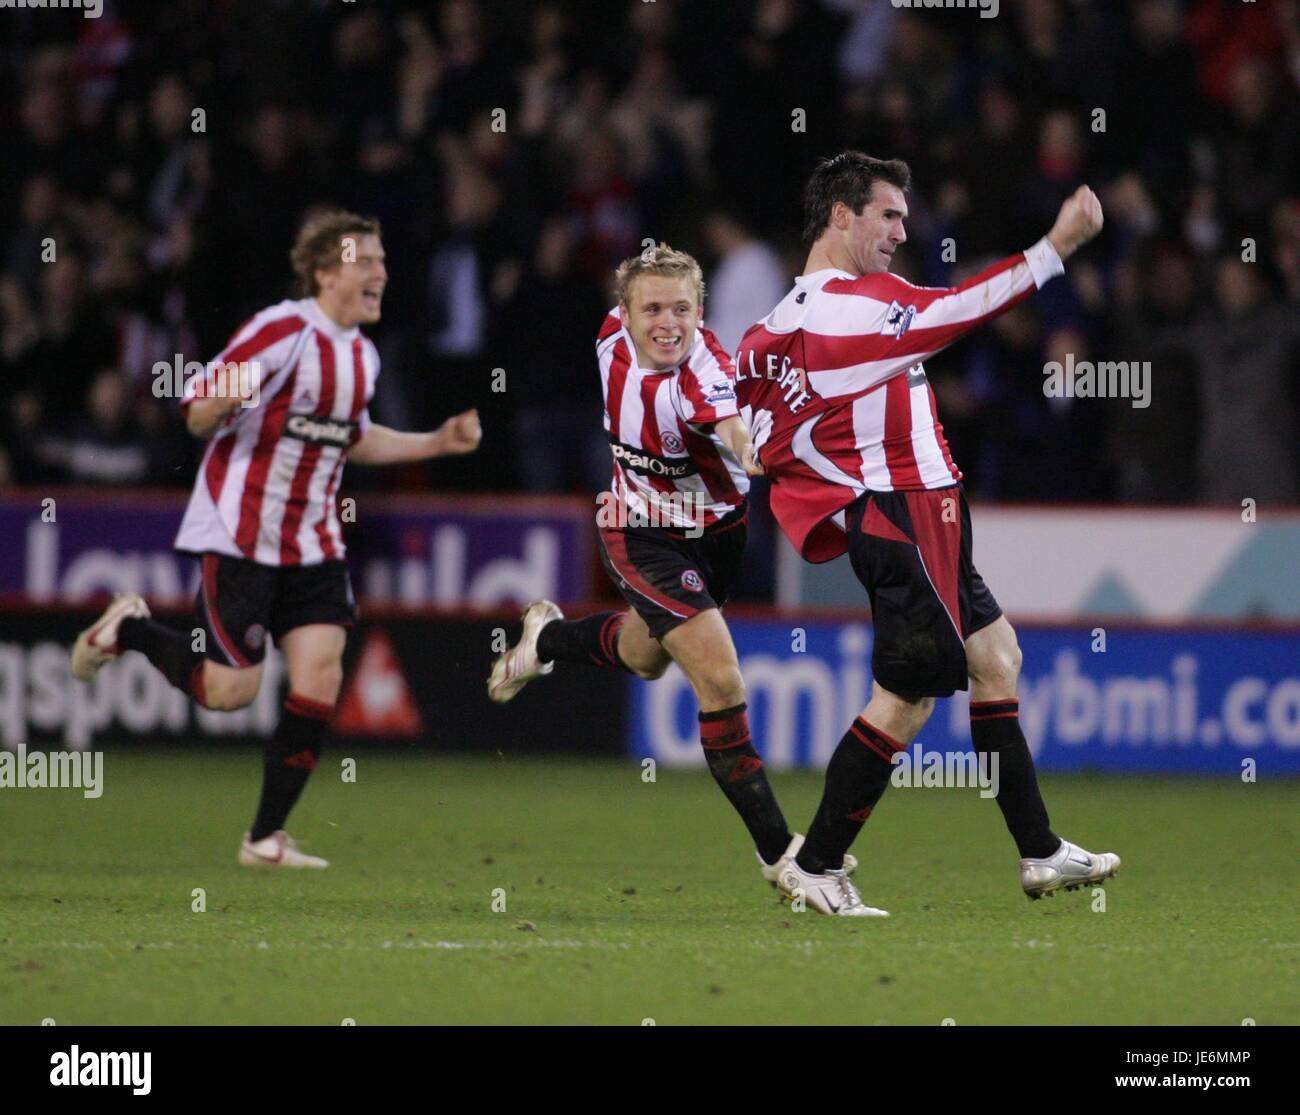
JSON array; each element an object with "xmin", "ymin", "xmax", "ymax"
[
  {"xmin": 284, "ymin": 414, "xmax": 356, "ymax": 448},
  {"xmin": 610, "ymin": 438, "xmax": 699, "ymax": 479}
]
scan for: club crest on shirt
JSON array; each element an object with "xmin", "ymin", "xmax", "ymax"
[
  {"xmin": 882, "ymin": 300, "xmax": 917, "ymax": 340},
  {"xmin": 662, "ymin": 431, "xmax": 684, "ymax": 454}
]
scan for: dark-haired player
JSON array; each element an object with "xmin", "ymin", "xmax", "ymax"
[
  {"xmin": 738, "ymin": 152, "xmax": 1119, "ymax": 915},
  {"xmin": 71, "ymin": 211, "xmax": 481, "ymax": 867}
]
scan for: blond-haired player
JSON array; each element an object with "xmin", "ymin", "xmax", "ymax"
[{"xmin": 490, "ymin": 244, "xmax": 855, "ymax": 889}]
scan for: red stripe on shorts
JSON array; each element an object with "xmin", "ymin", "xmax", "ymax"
[
  {"xmin": 904, "ymin": 489, "xmax": 963, "ymax": 639},
  {"xmin": 600, "ymin": 529, "xmax": 694, "ymax": 621}
]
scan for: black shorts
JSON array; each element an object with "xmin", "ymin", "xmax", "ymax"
[
  {"xmin": 194, "ymin": 552, "xmax": 357, "ymax": 668},
  {"xmin": 846, "ymin": 486, "xmax": 1001, "ymax": 699},
  {"xmin": 597, "ymin": 502, "xmax": 747, "ymax": 641}
]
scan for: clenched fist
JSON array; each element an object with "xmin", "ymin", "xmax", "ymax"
[
  {"xmin": 1047, "ymin": 185, "xmax": 1104, "ymax": 261},
  {"xmin": 436, "ymin": 408, "xmax": 482, "ymax": 455}
]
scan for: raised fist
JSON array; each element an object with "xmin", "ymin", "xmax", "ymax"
[{"xmin": 1047, "ymin": 185, "xmax": 1104, "ymax": 261}]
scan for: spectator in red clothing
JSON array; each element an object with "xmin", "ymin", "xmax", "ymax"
[
  {"xmin": 565, "ymin": 129, "xmax": 641, "ymax": 285},
  {"xmin": 1186, "ymin": 0, "xmax": 1291, "ymax": 103}
]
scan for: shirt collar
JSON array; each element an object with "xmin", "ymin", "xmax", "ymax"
[{"xmin": 306, "ymin": 298, "xmax": 361, "ymax": 341}]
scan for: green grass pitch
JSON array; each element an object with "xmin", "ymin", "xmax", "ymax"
[{"xmin": 2, "ymin": 750, "xmax": 1295, "ymax": 1025}]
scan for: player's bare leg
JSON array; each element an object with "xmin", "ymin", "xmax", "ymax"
[
  {"xmin": 90, "ymin": 603, "xmax": 328, "ymax": 865},
  {"xmin": 607, "ymin": 607, "xmax": 671, "ymax": 679},
  {"xmin": 966, "ymin": 617, "xmax": 1119, "ymax": 899},
  {"xmin": 199, "ymin": 659, "xmax": 262, "ymax": 710},
  {"xmin": 654, "ymin": 609, "xmax": 814, "ymax": 884},
  {"xmin": 239, "ymin": 624, "xmax": 342, "ymax": 869},
  {"xmin": 511, "ymin": 603, "xmax": 803, "ymax": 879},
  {"xmin": 658, "ymin": 608, "xmax": 800, "ymax": 874},
  {"xmin": 779, "ymin": 680, "xmax": 929, "ymax": 915},
  {"xmin": 106, "ymin": 604, "xmax": 263, "ymax": 711}
]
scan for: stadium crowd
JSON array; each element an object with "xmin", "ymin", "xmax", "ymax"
[{"xmin": 1, "ymin": 0, "xmax": 1297, "ymax": 507}]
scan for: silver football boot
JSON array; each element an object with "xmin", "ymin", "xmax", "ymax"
[
  {"xmin": 758, "ymin": 833, "xmax": 858, "ymax": 888},
  {"xmin": 778, "ymin": 858, "xmax": 889, "ymax": 917},
  {"xmin": 1021, "ymin": 838, "xmax": 1121, "ymax": 900}
]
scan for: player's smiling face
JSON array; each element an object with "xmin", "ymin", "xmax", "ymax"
[
  {"xmin": 847, "ymin": 181, "xmax": 908, "ymax": 275},
  {"xmin": 316, "ymin": 233, "xmax": 387, "ymax": 328},
  {"xmin": 620, "ymin": 274, "xmax": 701, "ymax": 371}
]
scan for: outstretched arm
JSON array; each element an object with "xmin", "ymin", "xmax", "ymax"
[
  {"xmin": 807, "ymin": 185, "xmax": 1104, "ymax": 400},
  {"xmin": 349, "ymin": 408, "xmax": 482, "ymax": 465}
]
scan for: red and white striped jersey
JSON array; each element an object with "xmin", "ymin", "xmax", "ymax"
[
  {"xmin": 174, "ymin": 298, "xmax": 377, "ymax": 566},
  {"xmin": 737, "ymin": 238, "xmax": 1064, "ymax": 562},
  {"xmin": 597, "ymin": 308, "xmax": 748, "ymax": 530}
]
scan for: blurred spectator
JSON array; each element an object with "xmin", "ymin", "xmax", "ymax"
[
  {"xmin": 1210, "ymin": 57, "xmax": 1300, "ymax": 244},
  {"xmin": 422, "ymin": 149, "xmax": 513, "ymax": 489},
  {"xmin": 500, "ymin": 218, "xmax": 608, "ymax": 493},
  {"xmin": 1186, "ymin": 0, "xmax": 1291, "ymax": 103},
  {"xmin": 0, "ymin": 0, "xmax": 1294, "ymax": 519},
  {"xmin": 1106, "ymin": 244, "xmax": 1202, "ymax": 503},
  {"xmin": 1193, "ymin": 258, "xmax": 1300, "ymax": 505},
  {"xmin": 1272, "ymin": 199, "xmax": 1300, "ymax": 302},
  {"xmin": 24, "ymin": 254, "xmax": 117, "ymax": 422},
  {"xmin": 702, "ymin": 207, "xmax": 788, "ymax": 355},
  {"xmin": 1021, "ymin": 110, "xmax": 1088, "ymax": 239},
  {"xmin": 565, "ymin": 129, "xmax": 642, "ymax": 284},
  {"xmin": 40, "ymin": 368, "xmax": 152, "ymax": 485},
  {"xmin": 829, "ymin": 0, "xmax": 897, "ymax": 88}
]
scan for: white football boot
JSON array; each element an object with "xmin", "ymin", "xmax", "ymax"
[
  {"xmin": 70, "ymin": 592, "xmax": 151, "ymax": 681},
  {"xmin": 778, "ymin": 859, "xmax": 889, "ymax": 917},
  {"xmin": 758, "ymin": 833, "xmax": 858, "ymax": 888},
  {"xmin": 487, "ymin": 600, "xmax": 563, "ymax": 703},
  {"xmin": 238, "ymin": 830, "xmax": 329, "ymax": 869},
  {"xmin": 1020, "ymin": 838, "xmax": 1120, "ymax": 900}
]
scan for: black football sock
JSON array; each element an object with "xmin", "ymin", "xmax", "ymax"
[
  {"xmin": 699, "ymin": 703, "xmax": 792, "ymax": 864},
  {"xmin": 970, "ymin": 699, "xmax": 1059, "ymax": 859},
  {"xmin": 249, "ymin": 693, "xmax": 332, "ymax": 842},
  {"xmin": 535, "ymin": 611, "xmax": 631, "ymax": 670},
  {"xmin": 797, "ymin": 718, "xmax": 906, "ymax": 875},
  {"xmin": 117, "ymin": 616, "xmax": 207, "ymax": 699}
]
